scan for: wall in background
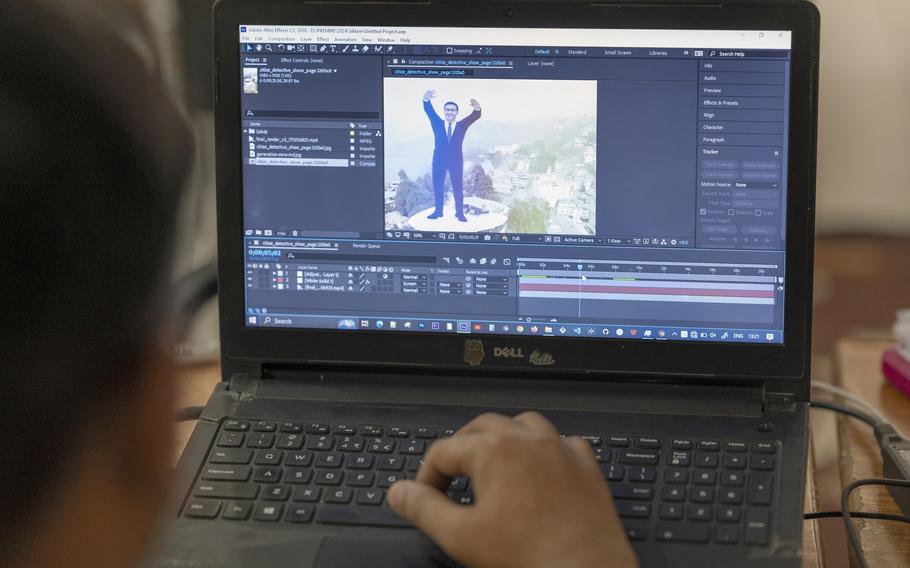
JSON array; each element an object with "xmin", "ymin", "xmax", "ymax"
[{"xmin": 813, "ymin": 0, "xmax": 910, "ymax": 234}]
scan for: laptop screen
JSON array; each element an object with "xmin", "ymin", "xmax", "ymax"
[{"xmin": 236, "ymin": 25, "xmax": 792, "ymax": 345}]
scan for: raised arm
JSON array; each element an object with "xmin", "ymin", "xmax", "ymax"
[
  {"xmin": 461, "ymin": 98, "xmax": 482, "ymax": 128},
  {"xmin": 423, "ymin": 89, "xmax": 442, "ymax": 124}
]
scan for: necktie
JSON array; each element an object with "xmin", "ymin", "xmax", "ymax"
[{"xmin": 447, "ymin": 122, "xmax": 453, "ymax": 141}]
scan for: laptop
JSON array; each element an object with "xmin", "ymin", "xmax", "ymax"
[{"xmin": 154, "ymin": 1, "xmax": 819, "ymax": 566}]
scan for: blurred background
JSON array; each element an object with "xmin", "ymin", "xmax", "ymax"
[{"xmin": 109, "ymin": 0, "xmax": 909, "ymax": 565}]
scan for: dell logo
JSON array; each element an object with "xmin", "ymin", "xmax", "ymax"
[{"xmin": 493, "ymin": 347, "xmax": 524, "ymax": 359}]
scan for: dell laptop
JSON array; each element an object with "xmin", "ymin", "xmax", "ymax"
[{"xmin": 154, "ymin": 1, "xmax": 820, "ymax": 566}]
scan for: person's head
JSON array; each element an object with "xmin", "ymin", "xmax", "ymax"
[
  {"xmin": 444, "ymin": 101, "xmax": 459, "ymax": 122},
  {"xmin": 0, "ymin": 2, "xmax": 192, "ymax": 567}
]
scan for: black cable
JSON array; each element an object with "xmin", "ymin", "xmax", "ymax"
[
  {"xmin": 841, "ymin": 478, "xmax": 910, "ymax": 568},
  {"xmin": 804, "ymin": 510, "xmax": 910, "ymax": 523},
  {"xmin": 810, "ymin": 399, "xmax": 880, "ymax": 429}
]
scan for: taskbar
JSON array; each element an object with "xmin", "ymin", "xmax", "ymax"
[{"xmin": 245, "ymin": 313, "xmax": 783, "ymax": 344}]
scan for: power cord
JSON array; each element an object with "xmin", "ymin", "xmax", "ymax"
[
  {"xmin": 804, "ymin": 510, "xmax": 910, "ymax": 522},
  {"xmin": 841, "ymin": 479, "xmax": 910, "ymax": 568}
]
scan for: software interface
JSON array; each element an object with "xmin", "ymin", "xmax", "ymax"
[{"xmin": 238, "ymin": 26, "xmax": 792, "ymax": 344}]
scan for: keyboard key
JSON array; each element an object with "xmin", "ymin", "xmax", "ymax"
[
  {"xmin": 698, "ymin": 440, "xmax": 721, "ymax": 451},
  {"xmin": 292, "ymin": 486, "xmax": 321, "ymax": 502},
  {"xmin": 306, "ymin": 435, "xmax": 334, "ymax": 451},
  {"xmin": 263, "ymin": 485, "xmax": 290, "ymax": 501},
  {"xmin": 693, "ymin": 471, "xmax": 716, "ymax": 485},
  {"xmin": 751, "ymin": 441, "xmax": 775, "ymax": 453},
  {"xmin": 324, "ymin": 487, "xmax": 353, "ymax": 504},
  {"xmin": 723, "ymin": 454, "xmax": 747, "ymax": 470},
  {"xmin": 247, "ymin": 433, "xmax": 275, "ymax": 449},
  {"xmin": 609, "ymin": 483, "xmax": 653, "ymax": 500},
  {"xmin": 315, "ymin": 452, "xmax": 343, "ymax": 468},
  {"xmin": 715, "ymin": 524, "xmax": 739, "ymax": 544},
  {"xmin": 377, "ymin": 456, "xmax": 405, "ymax": 471},
  {"xmin": 594, "ymin": 448, "xmax": 611, "ymax": 463},
  {"xmin": 440, "ymin": 428, "xmax": 456, "ymax": 437},
  {"xmin": 286, "ymin": 467, "xmax": 313, "ymax": 484},
  {"xmin": 254, "ymin": 450, "xmax": 283, "ymax": 466},
  {"xmin": 222, "ymin": 501, "xmax": 252, "ymax": 520},
  {"xmin": 448, "ymin": 477, "xmax": 468, "ymax": 492},
  {"xmin": 750, "ymin": 455, "xmax": 775, "ymax": 471},
  {"xmin": 347, "ymin": 471, "xmax": 375, "ymax": 487},
  {"xmin": 690, "ymin": 488, "xmax": 715, "ymax": 503},
  {"xmin": 253, "ymin": 466, "xmax": 282, "ymax": 483},
  {"xmin": 616, "ymin": 502, "xmax": 651, "ymax": 519},
  {"xmin": 601, "ymin": 464, "xmax": 624, "ymax": 481},
  {"xmin": 415, "ymin": 427, "xmax": 436, "ymax": 439},
  {"xmin": 687, "ymin": 505, "xmax": 712, "ymax": 521},
  {"xmin": 357, "ymin": 489, "xmax": 385, "ymax": 505},
  {"xmin": 184, "ymin": 499, "xmax": 221, "ymax": 518},
  {"xmin": 636, "ymin": 438, "xmax": 660, "ymax": 449},
  {"xmin": 695, "ymin": 453, "xmax": 719, "ymax": 468},
  {"xmin": 338, "ymin": 436, "xmax": 365, "ymax": 452},
  {"xmin": 285, "ymin": 451, "xmax": 313, "ymax": 467},
  {"xmin": 725, "ymin": 441, "xmax": 748, "ymax": 453},
  {"xmin": 400, "ymin": 440, "xmax": 426, "ymax": 455},
  {"xmin": 252, "ymin": 503, "xmax": 283, "ymax": 522},
  {"xmin": 193, "ymin": 481, "xmax": 258, "ymax": 500},
  {"xmin": 670, "ymin": 439, "xmax": 693, "ymax": 450},
  {"xmin": 368, "ymin": 438, "xmax": 396, "ymax": 453},
  {"xmin": 388, "ymin": 427, "xmax": 410, "ymax": 438},
  {"xmin": 721, "ymin": 471, "xmax": 745, "ymax": 487},
  {"xmin": 618, "ymin": 450, "xmax": 659, "ymax": 465},
  {"xmin": 279, "ymin": 422, "xmax": 303, "ymax": 433},
  {"xmin": 284, "ymin": 504, "xmax": 316, "ymax": 523},
  {"xmin": 667, "ymin": 451, "xmax": 691, "ymax": 467},
  {"xmin": 744, "ymin": 508, "xmax": 770, "ymax": 545},
  {"xmin": 717, "ymin": 506, "xmax": 742, "ymax": 523},
  {"xmin": 306, "ymin": 423, "xmax": 330, "ymax": 434},
  {"xmin": 625, "ymin": 522, "xmax": 648, "ymax": 541},
  {"xmin": 277, "ymin": 434, "xmax": 304, "ymax": 450},
  {"xmin": 664, "ymin": 468, "xmax": 689, "ymax": 484},
  {"xmin": 748, "ymin": 473, "xmax": 773, "ymax": 505},
  {"xmin": 661, "ymin": 486, "xmax": 686, "ymax": 502},
  {"xmin": 377, "ymin": 473, "xmax": 405, "ymax": 488},
  {"xmin": 202, "ymin": 466, "xmax": 251, "ymax": 482},
  {"xmin": 316, "ymin": 504, "xmax": 409, "ymax": 527},
  {"xmin": 209, "ymin": 449, "xmax": 252, "ymax": 464},
  {"xmin": 407, "ymin": 457, "xmax": 424, "ymax": 472},
  {"xmin": 252, "ymin": 421, "xmax": 276, "ymax": 432},
  {"xmin": 347, "ymin": 454, "xmax": 375, "ymax": 469},
  {"xmin": 720, "ymin": 488, "xmax": 744, "ymax": 504},
  {"xmin": 607, "ymin": 436, "xmax": 630, "ymax": 447},
  {"xmin": 334, "ymin": 424, "xmax": 357, "ymax": 435},
  {"xmin": 361, "ymin": 425, "xmax": 384, "ymax": 437},
  {"xmin": 628, "ymin": 466, "xmax": 656, "ymax": 483},
  {"xmin": 217, "ymin": 432, "xmax": 245, "ymax": 447},
  {"xmin": 656, "ymin": 523, "xmax": 710, "ymax": 543},
  {"xmin": 223, "ymin": 420, "xmax": 250, "ymax": 432},
  {"xmin": 315, "ymin": 470, "xmax": 343, "ymax": 486},
  {"xmin": 658, "ymin": 503, "xmax": 684, "ymax": 520}
]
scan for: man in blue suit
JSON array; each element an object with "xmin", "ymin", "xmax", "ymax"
[{"xmin": 423, "ymin": 89, "xmax": 481, "ymax": 221}]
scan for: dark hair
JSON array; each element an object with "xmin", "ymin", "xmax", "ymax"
[
  {"xmin": 0, "ymin": 1, "xmax": 192, "ymax": 554},
  {"xmin": 444, "ymin": 101, "xmax": 459, "ymax": 111}
]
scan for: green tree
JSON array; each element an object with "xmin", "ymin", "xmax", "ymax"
[
  {"xmin": 507, "ymin": 198, "xmax": 550, "ymax": 233},
  {"xmin": 464, "ymin": 165, "xmax": 494, "ymax": 199},
  {"xmin": 394, "ymin": 169, "xmax": 434, "ymax": 216}
]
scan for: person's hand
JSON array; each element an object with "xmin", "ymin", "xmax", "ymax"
[
  {"xmin": 388, "ymin": 412, "xmax": 639, "ymax": 568},
  {"xmin": 470, "ymin": 98, "xmax": 481, "ymax": 110},
  {"xmin": 423, "ymin": 89, "xmax": 436, "ymax": 101}
]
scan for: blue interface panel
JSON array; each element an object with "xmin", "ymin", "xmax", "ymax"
[{"xmin": 238, "ymin": 26, "xmax": 791, "ymax": 344}]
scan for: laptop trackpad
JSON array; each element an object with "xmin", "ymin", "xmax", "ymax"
[{"xmin": 316, "ymin": 535, "xmax": 456, "ymax": 568}]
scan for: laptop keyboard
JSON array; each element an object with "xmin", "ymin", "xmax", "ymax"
[{"xmin": 183, "ymin": 419, "xmax": 778, "ymax": 546}]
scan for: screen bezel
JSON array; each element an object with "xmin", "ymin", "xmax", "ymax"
[{"xmin": 213, "ymin": 0, "xmax": 819, "ymax": 382}]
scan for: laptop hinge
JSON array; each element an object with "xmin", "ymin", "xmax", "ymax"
[
  {"xmin": 227, "ymin": 373, "xmax": 260, "ymax": 401},
  {"xmin": 761, "ymin": 390, "xmax": 799, "ymax": 414}
]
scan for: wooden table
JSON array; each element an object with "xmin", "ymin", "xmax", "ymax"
[
  {"xmin": 173, "ymin": 363, "xmax": 824, "ymax": 565},
  {"xmin": 834, "ymin": 338, "xmax": 910, "ymax": 566}
]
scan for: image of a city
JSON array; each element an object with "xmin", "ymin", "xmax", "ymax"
[{"xmin": 385, "ymin": 116, "xmax": 597, "ymax": 235}]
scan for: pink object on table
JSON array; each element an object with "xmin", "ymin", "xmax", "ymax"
[{"xmin": 883, "ymin": 347, "xmax": 910, "ymax": 399}]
